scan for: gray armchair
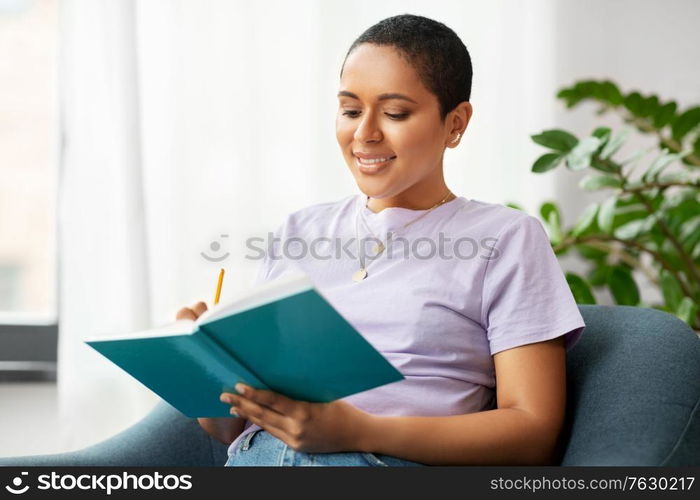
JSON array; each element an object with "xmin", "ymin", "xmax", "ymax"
[{"xmin": 1, "ymin": 305, "xmax": 698, "ymax": 466}]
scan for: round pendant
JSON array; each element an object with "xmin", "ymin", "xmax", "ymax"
[{"xmin": 352, "ymin": 269, "xmax": 368, "ymax": 282}]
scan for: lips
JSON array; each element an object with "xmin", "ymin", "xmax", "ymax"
[
  {"xmin": 353, "ymin": 152, "xmax": 397, "ymax": 165},
  {"xmin": 356, "ymin": 156, "xmax": 396, "ymax": 165},
  {"xmin": 354, "ymin": 155, "xmax": 395, "ymax": 174}
]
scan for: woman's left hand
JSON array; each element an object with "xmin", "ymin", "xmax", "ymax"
[{"xmin": 220, "ymin": 383, "xmax": 371, "ymax": 453}]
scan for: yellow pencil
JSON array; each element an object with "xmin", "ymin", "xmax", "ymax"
[{"xmin": 214, "ymin": 268, "xmax": 225, "ymax": 305}]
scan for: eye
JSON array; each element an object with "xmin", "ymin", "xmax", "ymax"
[{"xmin": 341, "ymin": 110, "xmax": 409, "ymax": 120}]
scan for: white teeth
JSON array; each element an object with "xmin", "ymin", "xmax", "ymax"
[{"xmin": 357, "ymin": 156, "xmax": 395, "ymax": 165}]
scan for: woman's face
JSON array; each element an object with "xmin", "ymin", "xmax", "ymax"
[{"xmin": 336, "ymin": 43, "xmax": 468, "ymax": 205}]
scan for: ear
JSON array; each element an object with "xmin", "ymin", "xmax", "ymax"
[{"xmin": 446, "ymin": 101, "xmax": 473, "ymax": 148}]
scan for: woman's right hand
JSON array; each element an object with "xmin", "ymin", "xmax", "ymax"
[
  {"xmin": 176, "ymin": 301, "xmax": 208, "ymax": 321},
  {"xmin": 177, "ymin": 300, "xmax": 247, "ymax": 444}
]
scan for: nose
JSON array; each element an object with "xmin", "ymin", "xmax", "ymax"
[{"xmin": 353, "ymin": 111, "xmax": 382, "ymax": 143}]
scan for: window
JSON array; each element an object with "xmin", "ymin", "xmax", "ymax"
[
  {"xmin": 0, "ymin": 265, "xmax": 21, "ymax": 310},
  {"xmin": 0, "ymin": 0, "xmax": 58, "ymax": 381}
]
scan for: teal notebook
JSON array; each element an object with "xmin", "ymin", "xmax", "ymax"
[{"xmin": 85, "ymin": 272, "xmax": 404, "ymax": 417}]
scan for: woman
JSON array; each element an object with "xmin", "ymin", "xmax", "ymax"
[{"xmin": 185, "ymin": 13, "xmax": 585, "ymax": 467}]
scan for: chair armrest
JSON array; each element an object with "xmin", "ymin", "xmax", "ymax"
[{"xmin": 0, "ymin": 400, "xmax": 229, "ymax": 466}]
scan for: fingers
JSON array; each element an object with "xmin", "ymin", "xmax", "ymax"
[
  {"xmin": 235, "ymin": 384, "xmax": 298, "ymax": 415},
  {"xmin": 176, "ymin": 307, "xmax": 197, "ymax": 320},
  {"xmin": 219, "ymin": 385, "xmax": 311, "ymax": 451},
  {"xmin": 192, "ymin": 301, "xmax": 208, "ymax": 317},
  {"xmin": 222, "ymin": 393, "xmax": 290, "ymax": 430},
  {"xmin": 175, "ymin": 301, "xmax": 208, "ymax": 320}
]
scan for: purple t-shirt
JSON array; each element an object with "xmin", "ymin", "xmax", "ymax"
[{"xmin": 227, "ymin": 194, "xmax": 585, "ymax": 457}]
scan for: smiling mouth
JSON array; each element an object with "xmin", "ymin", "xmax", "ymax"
[
  {"xmin": 355, "ymin": 155, "xmax": 397, "ymax": 165},
  {"xmin": 355, "ymin": 156, "xmax": 396, "ymax": 175},
  {"xmin": 354, "ymin": 155, "xmax": 396, "ymax": 173}
]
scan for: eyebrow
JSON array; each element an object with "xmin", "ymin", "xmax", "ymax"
[{"xmin": 337, "ymin": 90, "xmax": 418, "ymax": 104}]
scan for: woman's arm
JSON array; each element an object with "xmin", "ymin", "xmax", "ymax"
[
  {"xmin": 356, "ymin": 336, "xmax": 567, "ymax": 465},
  {"xmin": 221, "ymin": 336, "xmax": 567, "ymax": 465}
]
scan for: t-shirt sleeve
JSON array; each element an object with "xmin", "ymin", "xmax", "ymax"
[
  {"xmin": 251, "ymin": 215, "xmax": 302, "ymax": 286},
  {"xmin": 252, "ymin": 251, "xmax": 273, "ymax": 286},
  {"xmin": 251, "ymin": 220, "xmax": 284, "ymax": 286},
  {"xmin": 482, "ymin": 214, "xmax": 585, "ymax": 355}
]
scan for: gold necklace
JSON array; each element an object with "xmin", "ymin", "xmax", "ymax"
[{"xmin": 352, "ymin": 190, "xmax": 455, "ymax": 282}]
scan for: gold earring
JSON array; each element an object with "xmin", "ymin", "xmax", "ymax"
[{"xmin": 451, "ymin": 132, "xmax": 461, "ymax": 144}]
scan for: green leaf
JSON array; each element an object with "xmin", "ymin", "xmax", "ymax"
[
  {"xmin": 675, "ymin": 297, "xmax": 698, "ymax": 326},
  {"xmin": 579, "ymin": 174, "xmax": 623, "ymax": 191},
  {"xmin": 600, "ymin": 128, "xmax": 631, "ymax": 159},
  {"xmin": 597, "ymin": 195, "xmax": 617, "ymax": 234},
  {"xmin": 505, "ymin": 202, "xmax": 524, "ymax": 211},
  {"xmin": 640, "ymin": 95, "xmax": 659, "ymax": 119},
  {"xmin": 657, "ymin": 171, "xmax": 691, "ymax": 184},
  {"xmin": 660, "ymin": 239, "xmax": 685, "ymax": 271},
  {"xmin": 591, "ymin": 81, "xmax": 608, "ymax": 101},
  {"xmin": 681, "ymin": 155, "xmax": 699, "ymax": 167},
  {"xmin": 601, "ymin": 81, "xmax": 623, "ymax": 105},
  {"xmin": 532, "ymin": 153, "xmax": 563, "ymax": 173},
  {"xmin": 613, "ymin": 219, "xmax": 647, "ymax": 240},
  {"xmin": 641, "ymin": 212, "xmax": 663, "ymax": 233},
  {"xmin": 566, "ymin": 136, "xmax": 603, "ymax": 170},
  {"xmin": 611, "ymin": 202, "xmax": 648, "ymax": 229},
  {"xmin": 607, "ymin": 267, "xmax": 640, "ymax": 306},
  {"xmin": 588, "ymin": 263, "xmax": 611, "ymax": 286},
  {"xmin": 574, "ymin": 80, "xmax": 597, "ymax": 98},
  {"xmin": 590, "ymin": 159, "xmax": 620, "ymax": 173},
  {"xmin": 531, "ymin": 129, "xmax": 579, "ymax": 152},
  {"xmin": 540, "ymin": 202, "xmax": 562, "ymax": 245},
  {"xmin": 642, "ymin": 148, "xmax": 688, "ymax": 182},
  {"xmin": 652, "ymin": 101, "xmax": 677, "ymax": 129},
  {"xmin": 693, "ymin": 135, "xmax": 700, "ymax": 158},
  {"xmin": 660, "ymin": 270, "xmax": 685, "ymax": 312},
  {"xmin": 680, "ymin": 215, "xmax": 700, "ymax": 253},
  {"xmin": 592, "ymin": 127, "xmax": 612, "ymax": 142},
  {"xmin": 575, "ymin": 244, "xmax": 607, "ymax": 260},
  {"xmin": 617, "ymin": 146, "xmax": 655, "ymax": 179},
  {"xmin": 571, "ymin": 203, "xmax": 599, "ymax": 236},
  {"xmin": 660, "ymin": 185, "xmax": 697, "ymax": 211},
  {"xmin": 624, "ymin": 91, "xmax": 644, "ymax": 116},
  {"xmin": 671, "ymin": 106, "xmax": 700, "ymax": 142},
  {"xmin": 539, "ymin": 202, "xmax": 560, "ymax": 224},
  {"xmin": 557, "ymin": 87, "xmax": 583, "ymax": 108},
  {"xmin": 566, "ymin": 272, "xmax": 597, "ymax": 304}
]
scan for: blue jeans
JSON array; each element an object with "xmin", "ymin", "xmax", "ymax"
[{"xmin": 225, "ymin": 429, "xmax": 426, "ymax": 467}]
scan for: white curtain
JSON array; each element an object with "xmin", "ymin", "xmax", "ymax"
[
  {"xmin": 57, "ymin": 0, "xmax": 155, "ymax": 451},
  {"xmin": 56, "ymin": 0, "xmax": 561, "ymax": 451}
]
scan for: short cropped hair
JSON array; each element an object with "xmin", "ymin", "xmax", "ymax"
[{"xmin": 341, "ymin": 13, "xmax": 473, "ymax": 121}]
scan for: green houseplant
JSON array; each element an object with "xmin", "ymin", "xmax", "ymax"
[{"xmin": 524, "ymin": 80, "xmax": 700, "ymax": 330}]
